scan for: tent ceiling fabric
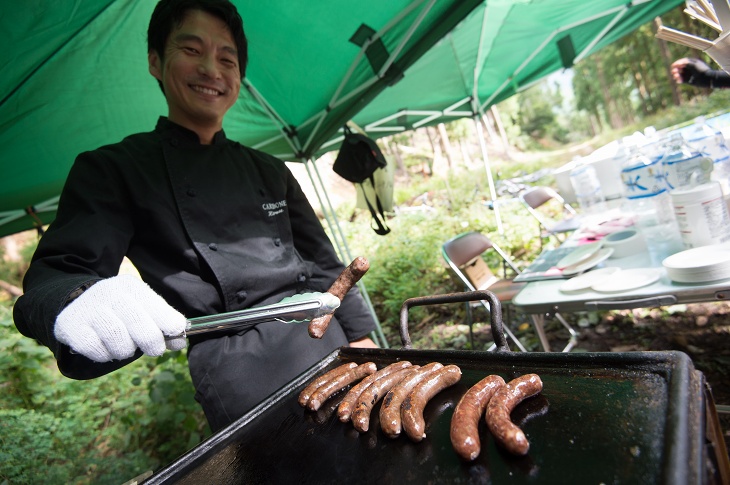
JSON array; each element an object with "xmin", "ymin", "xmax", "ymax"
[
  {"xmin": 0, "ymin": 0, "xmax": 481, "ymax": 237},
  {"xmin": 1, "ymin": 0, "xmax": 681, "ymax": 237},
  {"xmin": 352, "ymin": 0, "xmax": 684, "ymax": 136}
]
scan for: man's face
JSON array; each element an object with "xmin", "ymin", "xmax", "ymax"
[{"xmin": 148, "ymin": 10, "xmax": 241, "ymax": 134}]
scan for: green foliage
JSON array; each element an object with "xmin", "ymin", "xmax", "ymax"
[
  {"xmin": 339, "ymin": 167, "xmax": 547, "ymax": 348},
  {"xmin": 0, "ymin": 281, "xmax": 208, "ymax": 484},
  {"xmin": 516, "ymin": 83, "xmax": 562, "ymax": 142},
  {"xmin": 570, "ymin": 4, "xmax": 725, "ymax": 131}
]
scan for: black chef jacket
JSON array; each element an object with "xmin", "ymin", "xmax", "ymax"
[{"xmin": 13, "ymin": 117, "xmax": 376, "ymax": 430}]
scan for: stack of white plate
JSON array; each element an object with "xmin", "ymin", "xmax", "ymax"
[{"xmin": 662, "ymin": 243, "xmax": 730, "ymax": 283}]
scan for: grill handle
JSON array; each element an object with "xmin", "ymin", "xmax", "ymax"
[{"xmin": 398, "ymin": 290, "xmax": 509, "ymax": 352}]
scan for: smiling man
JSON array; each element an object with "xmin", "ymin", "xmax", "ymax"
[{"xmin": 13, "ymin": 0, "xmax": 377, "ymax": 432}]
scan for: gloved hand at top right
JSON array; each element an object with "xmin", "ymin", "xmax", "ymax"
[
  {"xmin": 54, "ymin": 274, "xmax": 188, "ymax": 362},
  {"xmin": 671, "ymin": 57, "xmax": 730, "ymax": 88}
]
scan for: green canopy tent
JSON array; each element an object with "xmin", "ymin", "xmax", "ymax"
[
  {"xmin": 348, "ymin": 0, "xmax": 684, "ymax": 232},
  {"xmin": 1, "ymin": 0, "xmax": 482, "ymax": 238}
]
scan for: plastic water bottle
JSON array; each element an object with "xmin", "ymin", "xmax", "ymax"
[
  {"xmin": 620, "ymin": 146, "xmax": 683, "ymax": 261},
  {"xmin": 683, "ymin": 117, "xmax": 730, "ymax": 206},
  {"xmin": 569, "ymin": 158, "xmax": 606, "ymax": 215},
  {"xmin": 660, "ymin": 133, "xmax": 714, "ymax": 191}
]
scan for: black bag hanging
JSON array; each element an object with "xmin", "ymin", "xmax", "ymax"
[{"xmin": 333, "ymin": 126, "xmax": 391, "ymax": 235}]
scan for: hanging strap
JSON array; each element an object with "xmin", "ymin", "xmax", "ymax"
[
  {"xmin": 25, "ymin": 206, "xmax": 45, "ymax": 237},
  {"xmin": 358, "ymin": 175, "xmax": 390, "ymax": 235}
]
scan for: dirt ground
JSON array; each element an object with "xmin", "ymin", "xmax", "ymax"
[
  {"xmin": 414, "ymin": 300, "xmax": 730, "ymax": 458},
  {"xmin": 564, "ymin": 302, "xmax": 730, "ymax": 455}
]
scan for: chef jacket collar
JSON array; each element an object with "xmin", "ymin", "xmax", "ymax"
[{"xmin": 155, "ymin": 117, "xmax": 228, "ymax": 146}]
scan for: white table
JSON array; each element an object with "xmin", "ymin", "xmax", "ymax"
[{"xmin": 512, "ymin": 233, "xmax": 730, "ymax": 351}]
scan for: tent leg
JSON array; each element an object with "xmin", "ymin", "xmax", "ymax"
[
  {"xmin": 472, "ymin": 115, "xmax": 503, "ymax": 234},
  {"xmin": 303, "ymin": 158, "xmax": 389, "ymax": 348}
]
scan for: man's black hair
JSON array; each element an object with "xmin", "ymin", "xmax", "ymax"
[{"xmin": 148, "ymin": 0, "xmax": 248, "ymax": 82}]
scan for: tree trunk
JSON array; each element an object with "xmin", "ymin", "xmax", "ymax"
[
  {"xmin": 632, "ymin": 68, "xmax": 650, "ymax": 116},
  {"xmin": 424, "ymin": 127, "xmax": 439, "ymax": 176},
  {"xmin": 482, "ymin": 110, "xmax": 499, "ymax": 147},
  {"xmin": 459, "ymin": 140, "xmax": 472, "ymax": 167},
  {"xmin": 638, "ymin": 59, "xmax": 657, "ymax": 111},
  {"xmin": 491, "ymin": 104, "xmax": 512, "ymax": 160},
  {"xmin": 383, "ymin": 137, "xmax": 406, "ymax": 173},
  {"xmin": 588, "ymin": 114, "xmax": 599, "ymax": 137},
  {"xmin": 654, "ymin": 17, "xmax": 682, "ymax": 106},
  {"xmin": 620, "ymin": 94, "xmax": 636, "ymax": 126},
  {"xmin": 436, "ymin": 123, "xmax": 454, "ymax": 170},
  {"xmin": 595, "ymin": 55, "xmax": 623, "ymax": 129}
]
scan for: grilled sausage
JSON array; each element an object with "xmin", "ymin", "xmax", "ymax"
[
  {"xmin": 450, "ymin": 374, "xmax": 506, "ymax": 461},
  {"xmin": 352, "ymin": 366, "xmax": 420, "ymax": 433},
  {"xmin": 379, "ymin": 362, "xmax": 444, "ymax": 438},
  {"xmin": 298, "ymin": 362, "xmax": 358, "ymax": 407},
  {"xmin": 485, "ymin": 373, "xmax": 543, "ymax": 455},
  {"xmin": 401, "ymin": 365, "xmax": 462, "ymax": 442},
  {"xmin": 309, "ymin": 257, "xmax": 370, "ymax": 339},
  {"xmin": 337, "ymin": 361, "xmax": 413, "ymax": 422},
  {"xmin": 307, "ymin": 362, "xmax": 377, "ymax": 411}
]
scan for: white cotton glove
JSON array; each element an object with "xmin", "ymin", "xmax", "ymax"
[{"xmin": 54, "ymin": 275, "xmax": 188, "ymax": 362}]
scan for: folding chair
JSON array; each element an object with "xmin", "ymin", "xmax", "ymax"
[
  {"xmin": 519, "ymin": 186, "xmax": 581, "ymax": 246},
  {"xmin": 442, "ymin": 231, "xmax": 577, "ymax": 352}
]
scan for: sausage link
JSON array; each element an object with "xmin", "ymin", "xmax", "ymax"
[
  {"xmin": 379, "ymin": 362, "xmax": 444, "ymax": 438},
  {"xmin": 307, "ymin": 362, "xmax": 377, "ymax": 411},
  {"xmin": 401, "ymin": 365, "xmax": 462, "ymax": 442},
  {"xmin": 485, "ymin": 374, "xmax": 543, "ymax": 455},
  {"xmin": 450, "ymin": 375, "xmax": 506, "ymax": 461},
  {"xmin": 337, "ymin": 361, "xmax": 413, "ymax": 422},
  {"xmin": 309, "ymin": 257, "xmax": 370, "ymax": 339},
  {"xmin": 352, "ymin": 367, "xmax": 419, "ymax": 433},
  {"xmin": 298, "ymin": 362, "xmax": 357, "ymax": 407}
]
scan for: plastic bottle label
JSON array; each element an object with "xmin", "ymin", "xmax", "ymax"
[{"xmin": 662, "ymin": 153, "xmax": 714, "ymax": 190}]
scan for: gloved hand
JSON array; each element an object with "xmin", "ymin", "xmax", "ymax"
[
  {"xmin": 671, "ymin": 58, "xmax": 730, "ymax": 88},
  {"xmin": 54, "ymin": 275, "xmax": 187, "ymax": 362}
]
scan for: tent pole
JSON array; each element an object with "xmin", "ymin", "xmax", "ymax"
[
  {"xmin": 302, "ymin": 157, "xmax": 389, "ymax": 349},
  {"xmin": 472, "ymin": 115, "xmax": 503, "ymax": 233}
]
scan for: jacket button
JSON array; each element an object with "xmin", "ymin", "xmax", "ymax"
[
  {"xmin": 236, "ymin": 291, "xmax": 248, "ymax": 302},
  {"xmin": 274, "ymin": 238, "xmax": 281, "ymax": 246},
  {"xmin": 187, "ymin": 188, "xmax": 196, "ymax": 197},
  {"xmin": 297, "ymin": 274, "xmax": 307, "ymax": 283},
  {"xmin": 208, "ymin": 243, "xmax": 218, "ymax": 251},
  {"xmin": 170, "ymin": 138, "xmax": 179, "ymax": 147}
]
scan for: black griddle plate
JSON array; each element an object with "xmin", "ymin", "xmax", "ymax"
[{"xmin": 143, "ymin": 347, "xmax": 721, "ymax": 485}]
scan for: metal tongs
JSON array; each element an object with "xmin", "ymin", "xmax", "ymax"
[
  {"xmin": 169, "ymin": 256, "xmax": 370, "ymax": 339},
  {"xmin": 181, "ymin": 292, "xmax": 340, "ymax": 337}
]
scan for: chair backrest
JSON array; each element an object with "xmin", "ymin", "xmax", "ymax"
[
  {"xmin": 442, "ymin": 231, "xmax": 515, "ymax": 291},
  {"xmin": 520, "ymin": 186, "xmax": 574, "ymax": 210},
  {"xmin": 520, "ymin": 186, "xmax": 553, "ymax": 209},
  {"xmin": 519, "ymin": 186, "xmax": 577, "ymax": 229}
]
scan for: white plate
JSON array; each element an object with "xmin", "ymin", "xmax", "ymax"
[
  {"xmin": 662, "ymin": 243, "xmax": 730, "ymax": 271},
  {"xmin": 562, "ymin": 248, "xmax": 614, "ymax": 276},
  {"xmin": 556, "ymin": 241, "xmax": 603, "ymax": 269},
  {"xmin": 591, "ymin": 268, "xmax": 663, "ymax": 292},
  {"xmin": 665, "ymin": 265, "xmax": 730, "ymax": 283},
  {"xmin": 559, "ymin": 267, "xmax": 621, "ymax": 292}
]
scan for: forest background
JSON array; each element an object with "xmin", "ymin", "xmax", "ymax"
[{"xmin": 2, "ymin": 5, "xmax": 729, "ymax": 484}]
